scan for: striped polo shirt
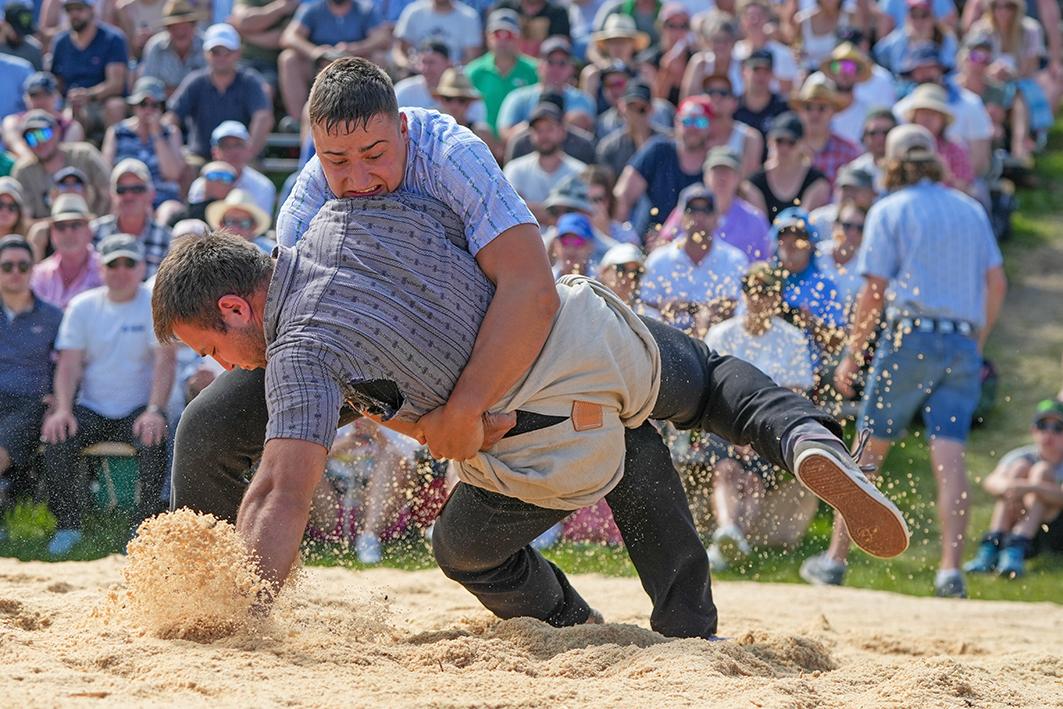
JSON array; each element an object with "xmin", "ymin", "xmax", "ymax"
[{"xmin": 263, "ymin": 193, "xmax": 495, "ymax": 449}]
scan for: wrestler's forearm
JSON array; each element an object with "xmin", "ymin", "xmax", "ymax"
[
  {"xmin": 449, "ymin": 224, "xmax": 560, "ymax": 417},
  {"xmin": 236, "ymin": 439, "xmax": 327, "ymax": 593}
]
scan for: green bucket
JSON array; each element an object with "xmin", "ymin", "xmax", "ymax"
[{"xmin": 92, "ymin": 457, "xmax": 139, "ymax": 512}]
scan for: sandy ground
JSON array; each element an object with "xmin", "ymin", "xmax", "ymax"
[{"xmin": 2, "ymin": 552, "xmax": 1061, "ymax": 708}]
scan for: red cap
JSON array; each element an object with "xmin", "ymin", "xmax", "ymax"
[{"xmin": 677, "ymin": 95, "xmax": 714, "ymax": 119}]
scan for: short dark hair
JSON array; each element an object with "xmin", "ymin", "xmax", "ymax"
[
  {"xmin": 308, "ymin": 57, "xmax": 399, "ymax": 134},
  {"xmin": 864, "ymin": 108, "xmax": 898, "ymax": 127},
  {"xmin": 151, "ymin": 231, "xmax": 273, "ymax": 344}
]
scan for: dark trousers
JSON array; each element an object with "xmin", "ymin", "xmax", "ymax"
[
  {"xmin": 44, "ymin": 405, "xmax": 168, "ymax": 530},
  {"xmin": 171, "ymin": 318, "xmax": 838, "ymax": 638}
]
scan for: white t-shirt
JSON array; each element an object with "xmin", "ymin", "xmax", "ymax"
[
  {"xmin": 393, "ymin": 74, "xmax": 487, "ymax": 124},
  {"xmin": 704, "ymin": 315, "xmax": 814, "ymax": 390},
  {"xmin": 502, "ymin": 153, "xmax": 587, "ymax": 205},
  {"xmin": 394, "ymin": 0, "xmax": 482, "ymax": 62},
  {"xmin": 56, "ymin": 285, "xmax": 158, "ymax": 419},
  {"xmin": 188, "ymin": 165, "xmax": 277, "ymax": 217},
  {"xmin": 638, "ymin": 238, "xmax": 749, "ymax": 331}
]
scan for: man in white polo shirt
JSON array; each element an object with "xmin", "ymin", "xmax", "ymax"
[{"xmin": 638, "ymin": 184, "xmax": 749, "ymax": 336}]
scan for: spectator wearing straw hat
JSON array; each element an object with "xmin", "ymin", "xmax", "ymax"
[
  {"xmin": 139, "ymin": 0, "xmax": 206, "ymax": 95},
  {"xmin": 30, "ymin": 193, "xmax": 101, "ymax": 309},
  {"xmin": 902, "ymin": 83, "xmax": 975, "ymax": 192},
  {"xmin": 0, "ymin": 235, "xmax": 62, "ymax": 485},
  {"xmin": 583, "ymin": 14, "xmax": 648, "ymax": 111},
  {"xmin": 790, "ymin": 77, "xmax": 862, "ymax": 186},
  {"xmin": 41, "ymin": 232, "xmax": 174, "ymax": 557},
  {"xmin": 11, "ymin": 109, "xmax": 111, "ymax": 219},
  {"xmin": 186, "ymin": 120, "xmax": 275, "ymax": 216},
  {"xmin": 431, "ymin": 68, "xmax": 494, "ymax": 152},
  {"xmin": 91, "ymin": 159, "xmax": 172, "ymax": 278},
  {"xmin": 3, "ymin": 72, "xmax": 85, "ymax": 162},
  {"xmin": 814, "ymin": 42, "xmax": 877, "ymax": 145},
  {"xmin": 101, "ymin": 77, "xmax": 185, "ymax": 209},
  {"xmin": 205, "ymin": 188, "xmax": 274, "ymax": 253},
  {"xmin": 0, "ymin": 1, "xmax": 44, "ymax": 70},
  {"xmin": 497, "ymin": 35, "xmax": 597, "ymax": 138}
]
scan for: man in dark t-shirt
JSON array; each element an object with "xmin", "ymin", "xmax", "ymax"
[
  {"xmin": 734, "ymin": 49, "xmax": 789, "ymax": 140},
  {"xmin": 495, "ymin": 0, "xmax": 570, "ymax": 57}
]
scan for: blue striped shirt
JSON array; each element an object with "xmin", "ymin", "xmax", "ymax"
[
  {"xmin": 275, "ymin": 107, "xmax": 537, "ymax": 255},
  {"xmin": 858, "ymin": 180, "xmax": 1003, "ymax": 327}
]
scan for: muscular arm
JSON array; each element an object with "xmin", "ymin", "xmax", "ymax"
[
  {"xmin": 87, "ymin": 62, "xmax": 127, "ymax": 100},
  {"xmin": 845, "ymin": 274, "xmax": 888, "ymax": 358},
  {"xmin": 280, "ymin": 20, "xmax": 324, "ymax": 60},
  {"xmin": 417, "ymin": 225, "xmax": 559, "ymax": 460},
  {"xmin": 230, "ymin": 0, "xmax": 298, "ymax": 34},
  {"xmin": 236, "ymin": 438, "xmax": 327, "ymax": 591},
  {"xmin": 613, "ymin": 165, "xmax": 647, "ymax": 223}
]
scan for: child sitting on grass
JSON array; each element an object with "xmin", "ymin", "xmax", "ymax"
[{"xmin": 965, "ymin": 399, "xmax": 1063, "ymax": 578}]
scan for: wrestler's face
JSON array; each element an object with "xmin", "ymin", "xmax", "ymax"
[
  {"xmin": 174, "ymin": 300, "xmax": 269, "ymax": 371},
  {"xmin": 312, "ymin": 112, "xmax": 409, "ymax": 198}
]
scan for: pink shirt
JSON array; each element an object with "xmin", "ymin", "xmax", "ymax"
[{"xmin": 31, "ymin": 247, "xmax": 103, "ymax": 310}]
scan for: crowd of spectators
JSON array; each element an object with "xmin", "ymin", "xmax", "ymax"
[{"xmin": 0, "ymin": 0, "xmax": 1060, "ymax": 582}]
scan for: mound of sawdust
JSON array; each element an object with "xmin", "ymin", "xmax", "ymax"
[
  {"xmin": 0, "ymin": 554, "xmax": 1060, "ymax": 707},
  {"xmin": 118, "ymin": 510, "xmax": 272, "ymax": 641}
]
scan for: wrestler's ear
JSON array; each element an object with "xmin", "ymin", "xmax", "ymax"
[
  {"xmin": 399, "ymin": 111, "xmax": 408, "ymax": 140},
  {"xmin": 216, "ymin": 294, "xmax": 253, "ymax": 326}
]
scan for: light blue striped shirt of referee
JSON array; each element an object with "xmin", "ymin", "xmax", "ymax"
[
  {"xmin": 276, "ymin": 107, "xmax": 537, "ymax": 255},
  {"xmin": 858, "ymin": 179, "xmax": 1003, "ymax": 328}
]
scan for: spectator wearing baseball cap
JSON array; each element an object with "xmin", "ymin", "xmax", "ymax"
[
  {"xmin": 594, "ymin": 62, "xmax": 675, "ymax": 141},
  {"xmin": 11, "ymin": 109, "xmax": 111, "ymax": 220},
  {"xmin": 494, "ymin": 0, "xmax": 571, "ymax": 58},
  {"xmin": 2, "ymin": 72, "xmax": 87, "ymax": 163},
  {"xmin": 50, "ymin": 0, "xmax": 130, "ymax": 140},
  {"xmin": 502, "ymin": 100, "xmax": 588, "ymax": 223},
  {"xmin": 808, "ymin": 162, "xmax": 877, "ymax": 239},
  {"xmin": 466, "ymin": 9, "xmax": 540, "ymax": 134},
  {"xmin": 0, "ymin": 0, "xmax": 44, "ymax": 70},
  {"xmin": 101, "ymin": 77, "xmax": 185, "ymax": 211},
  {"xmin": 91, "ymin": 159, "xmax": 172, "ymax": 279},
  {"xmin": 547, "ymin": 212, "xmax": 596, "ymax": 279},
  {"xmin": 393, "ymin": 0, "xmax": 483, "ymax": 71},
  {"xmin": 595, "ymin": 79, "xmax": 669, "ymax": 179},
  {"xmin": 743, "ymin": 111, "xmax": 830, "ymax": 221},
  {"xmin": 186, "ymin": 120, "xmax": 276, "ymax": 218},
  {"xmin": 638, "ymin": 183, "xmax": 750, "ymax": 336},
  {"xmin": 174, "ymin": 160, "xmax": 237, "ymax": 225},
  {"xmin": 166, "ymin": 23, "xmax": 273, "ymax": 160},
  {"xmin": 496, "ymin": 35, "xmax": 597, "ymax": 139},
  {"xmin": 965, "ymin": 399, "xmax": 1063, "ymax": 580},
  {"xmin": 139, "ymin": 0, "xmax": 207, "ymax": 95},
  {"xmin": 615, "ymin": 96, "xmax": 715, "ymax": 238},
  {"xmin": 735, "ymin": 49, "xmax": 790, "ymax": 142},
  {"xmin": 30, "ymin": 193, "xmax": 102, "ymax": 310},
  {"xmin": 0, "ymin": 233, "xmax": 63, "ymax": 490},
  {"xmin": 276, "ymin": 0, "xmax": 389, "ymax": 126},
  {"xmin": 41, "ymin": 229, "xmax": 173, "ymax": 557},
  {"xmin": 505, "ymin": 90, "xmax": 597, "ymax": 165}
]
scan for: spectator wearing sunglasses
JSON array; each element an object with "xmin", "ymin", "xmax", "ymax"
[
  {"xmin": 177, "ymin": 160, "xmax": 237, "ymax": 224},
  {"xmin": 25, "ymin": 167, "xmax": 99, "ymax": 261},
  {"xmin": 808, "ymin": 163, "xmax": 876, "ymax": 240},
  {"xmin": 965, "ymin": 399, "xmax": 1063, "ymax": 579},
  {"xmin": 596, "ymin": 242, "xmax": 644, "ymax": 307},
  {"xmin": 594, "ymin": 80, "xmax": 667, "ymax": 179},
  {"xmin": 814, "ymin": 199, "xmax": 867, "ymax": 317},
  {"xmin": 814, "ymin": 42, "xmax": 878, "ymax": 145},
  {"xmin": 91, "ymin": 159, "xmax": 172, "ymax": 279},
  {"xmin": 0, "ymin": 235, "xmax": 63, "ymax": 488},
  {"xmin": 844, "ymin": 109, "xmax": 898, "ymax": 195},
  {"xmin": 30, "ymin": 193, "xmax": 102, "ymax": 309},
  {"xmin": 546, "ymin": 212, "xmax": 597, "ymax": 279},
  {"xmin": 2, "ymin": 72, "xmax": 85, "ymax": 163},
  {"xmin": 205, "ymin": 188, "xmax": 275, "ymax": 253},
  {"xmin": 615, "ymin": 97, "xmax": 714, "ymax": 238},
  {"xmin": 790, "ymin": 77, "xmax": 862, "ymax": 187},
  {"xmin": 11, "ymin": 109, "xmax": 110, "ymax": 220},
  {"xmin": 186, "ymin": 120, "xmax": 276, "ymax": 217},
  {"xmin": 101, "ymin": 77, "xmax": 185, "ymax": 211},
  {"xmin": 872, "ymin": 0, "xmax": 958, "ymax": 76},
  {"xmin": 700, "ymin": 73, "xmax": 763, "ymax": 178},
  {"xmin": 41, "ymin": 233, "xmax": 174, "ymax": 557}
]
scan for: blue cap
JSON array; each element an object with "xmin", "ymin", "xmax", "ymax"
[
  {"xmin": 770, "ymin": 207, "xmax": 818, "ymax": 242},
  {"xmin": 556, "ymin": 213, "xmax": 594, "ymax": 242}
]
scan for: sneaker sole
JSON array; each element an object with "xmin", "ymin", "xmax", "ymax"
[{"xmin": 795, "ymin": 449, "xmax": 910, "ymax": 559}]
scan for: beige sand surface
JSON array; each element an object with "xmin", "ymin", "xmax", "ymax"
[{"xmin": 2, "ymin": 552, "xmax": 1061, "ymax": 708}]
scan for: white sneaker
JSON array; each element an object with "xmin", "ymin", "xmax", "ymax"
[
  {"xmin": 712, "ymin": 524, "xmax": 751, "ymax": 564},
  {"xmin": 793, "ymin": 434, "xmax": 910, "ymax": 558},
  {"xmin": 47, "ymin": 529, "xmax": 83, "ymax": 557},
  {"xmin": 354, "ymin": 533, "xmax": 383, "ymax": 565}
]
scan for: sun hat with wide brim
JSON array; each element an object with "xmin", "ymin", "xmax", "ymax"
[
  {"xmin": 206, "ymin": 189, "xmax": 271, "ymax": 235},
  {"xmin": 902, "ymin": 83, "xmax": 955, "ymax": 126},
  {"xmin": 820, "ymin": 42, "xmax": 872, "ymax": 84},
  {"xmin": 593, "ymin": 14, "xmax": 651, "ymax": 53},
  {"xmin": 789, "ymin": 78, "xmax": 845, "ymax": 111},
  {"xmin": 433, "ymin": 68, "xmax": 481, "ymax": 100},
  {"xmin": 161, "ymin": 0, "xmax": 203, "ymax": 25}
]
